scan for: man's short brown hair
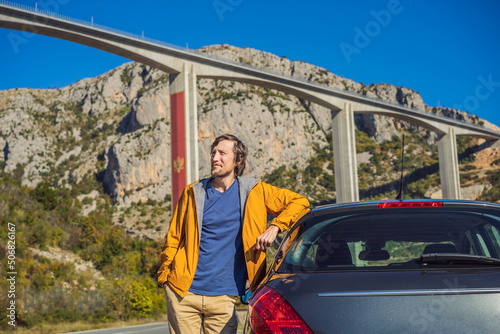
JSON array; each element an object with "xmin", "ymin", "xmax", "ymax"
[{"xmin": 211, "ymin": 134, "xmax": 247, "ymax": 177}]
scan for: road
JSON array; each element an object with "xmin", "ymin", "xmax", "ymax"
[
  {"xmin": 65, "ymin": 310, "xmax": 247, "ymax": 333},
  {"xmin": 66, "ymin": 322, "xmax": 170, "ymax": 334}
]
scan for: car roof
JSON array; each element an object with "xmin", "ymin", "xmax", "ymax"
[{"xmin": 311, "ymin": 199, "xmax": 500, "ymax": 216}]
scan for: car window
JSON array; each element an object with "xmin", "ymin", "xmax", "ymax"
[
  {"xmin": 476, "ymin": 233, "xmax": 491, "ymax": 257},
  {"xmin": 278, "ymin": 207, "xmax": 500, "ymax": 272},
  {"xmin": 485, "ymin": 224, "xmax": 500, "ymax": 254}
]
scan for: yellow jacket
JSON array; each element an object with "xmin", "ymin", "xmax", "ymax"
[{"xmin": 157, "ymin": 177, "xmax": 310, "ymax": 298}]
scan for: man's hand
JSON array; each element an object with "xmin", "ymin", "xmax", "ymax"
[{"xmin": 254, "ymin": 225, "xmax": 280, "ymax": 251}]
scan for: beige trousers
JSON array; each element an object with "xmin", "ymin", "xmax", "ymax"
[{"xmin": 164, "ymin": 284, "xmax": 239, "ymax": 334}]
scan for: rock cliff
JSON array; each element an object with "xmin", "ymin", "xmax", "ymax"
[{"xmin": 1, "ymin": 44, "xmax": 498, "ymax": 237}]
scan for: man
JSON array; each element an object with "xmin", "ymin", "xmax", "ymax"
[{"xmin": 157, "ymin": 134, "xmax": 310, "ymax": 334}]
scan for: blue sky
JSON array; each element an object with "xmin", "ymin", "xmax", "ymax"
[{"xmin": 1, "ymin": 0, "xmax": 500, "ymax": 126}]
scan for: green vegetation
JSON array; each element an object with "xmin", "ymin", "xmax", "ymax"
[
  {"xmin": 263, "ymin": 134, "xmax": 335, "ymax": 203},
  {"xmin": 2, "ymin": 60, "xmax": 499, "ymax": 333},
  {"xmin": 120, "ymin": 68, "xmax": 133, "ymax": 87},
  {"xmin": 478, "ymin": 169, "xmax": 500, "ymax": 202},
  {"xmin": 0, "ymin": 82, "xmax": 175, "ymax": 329},
  {"xmin": 0, "ymin": 164, "xmax": 166, "ymax": 331}
]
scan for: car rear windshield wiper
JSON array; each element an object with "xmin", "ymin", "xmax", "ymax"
[{"xmin": 420, "ymin": 253, "xmax": 500, "ymax": 266}]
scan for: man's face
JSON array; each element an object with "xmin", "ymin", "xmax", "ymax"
[{"xmin": 211, "ymin": 140, "xmax": 237, "ymax": 179}]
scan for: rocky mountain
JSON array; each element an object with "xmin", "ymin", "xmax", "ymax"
[{"xmin": 1, "ymin": 44, "xmax": 499, "ymax": 238}]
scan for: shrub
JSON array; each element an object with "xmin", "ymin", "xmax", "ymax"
[{"xmin": 34, "ymin": 181, "xmax": 58, "ymax": 211}]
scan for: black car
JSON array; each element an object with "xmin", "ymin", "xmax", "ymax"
[{"xmin": 244, "ymin": 200, "xmax": 500, "ymax": 334}]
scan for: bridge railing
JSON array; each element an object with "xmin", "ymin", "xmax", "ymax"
[
  {"xmin": 0, "ymin": 0, "xmax": 494, "ymax": 132},
  {"xmin": 0, "ymin": 0, "xmax": 186, "ymax": 49}
]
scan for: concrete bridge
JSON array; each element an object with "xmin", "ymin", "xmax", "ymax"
[{"xmin": 1, "ymin": 1, "xmax": 499, "ymax": 206}]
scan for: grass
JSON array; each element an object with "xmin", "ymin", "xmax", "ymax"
[
  {"xmin": 0, "ymin": 310, "xmax": 249, "ymax": 333},
  {"xmin": 0, "ymin": 316, "xmax": 168, "ymax": 334}
]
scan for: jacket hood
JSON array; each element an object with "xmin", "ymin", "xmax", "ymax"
[{"xmin": 192, "ymin": 177, "xmax": 260, "ymax": 238}]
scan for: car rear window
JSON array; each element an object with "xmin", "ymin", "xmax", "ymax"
[{"xmin": 278, "ymin": 206, "xmax": 500, "ymax": 272}]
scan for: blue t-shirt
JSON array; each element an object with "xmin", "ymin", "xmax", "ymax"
[{"xmin": 189, "ymin": 179, "xmax": 247, "ymax": 296}]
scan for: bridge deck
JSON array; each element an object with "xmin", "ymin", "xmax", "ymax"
[{"xmin": 0, "ymin": 0, "xmax": 499, "ymax": 140}]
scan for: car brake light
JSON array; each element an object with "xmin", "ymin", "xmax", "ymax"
[
  {"xmin": 378, "ymin": 201, "xmax": 443, "ymax": 209},
  {"xmin": 249, "ymin": 286, "xmax": 313, "ymax": 334}
]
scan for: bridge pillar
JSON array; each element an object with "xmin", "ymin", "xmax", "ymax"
[
  {"xmin": 332, "ymin": 102, "xmax": 359, "ymax": 203},
  {"xmin": 438, "ymin": 127, "xmax": 461, "ymax": 199},
  {"xmin": 170, "ymin": 63, "xmax": 199, "ymax": 208}
]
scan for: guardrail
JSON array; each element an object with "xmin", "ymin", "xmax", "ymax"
[{"xmin": 0, "ymin": 0, "xmax": 498, "ymax": 136}]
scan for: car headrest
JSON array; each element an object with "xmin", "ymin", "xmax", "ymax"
[{"xmin": 315, "ymin": 239, "xmax": 352, "ymax": 266}]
